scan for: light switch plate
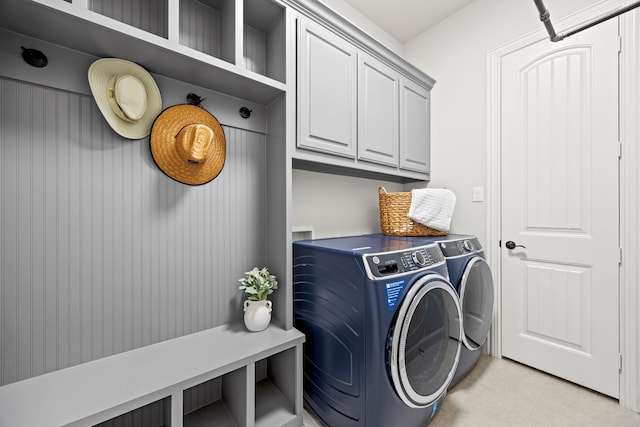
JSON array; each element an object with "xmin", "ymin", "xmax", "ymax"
[{"xmin": 473, "ymin": 186, "xmax": 484, "ymax": 202}]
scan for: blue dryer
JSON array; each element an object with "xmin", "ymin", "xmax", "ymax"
[
  {"xmin": 412, "ymin": 234, "xmax": 494, "ymax": 388},
  {"xmin": 293, "ymin": 234, "xmax": 463, "ymax": 427}
]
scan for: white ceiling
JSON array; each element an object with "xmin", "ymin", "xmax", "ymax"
[{"xmin": 339, "ymin": 0, "xmax": 475, "ymax": 43}]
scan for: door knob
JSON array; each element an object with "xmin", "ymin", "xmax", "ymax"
[{"xmin": 505, "ymin": 240, "xmax": 526, "ymax": 249}]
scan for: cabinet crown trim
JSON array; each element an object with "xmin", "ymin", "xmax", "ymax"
[{"xmin": 283, "ymin": 0, "xmax": 435, "ymax": 89}]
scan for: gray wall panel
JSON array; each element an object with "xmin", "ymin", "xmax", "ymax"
[
  {"xmin": 245, "ymin": 24, "xmax": 267, "ymax": 75},
  {"xmin": 179, "ymin": 0, "xmax": 222, "ymax": 57},
  {"xmin": 91, "ymin": 0, "xmax": 168, "ymax": 39},
  {"xmin": 0, "ymin": 77, "xmax": 267, "ymax": 386}
]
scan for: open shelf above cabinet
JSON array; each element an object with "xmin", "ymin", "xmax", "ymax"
[
  {"xmin": 244, "ymin": 0, "xmax": 287, "ymax": 83},
  {"xmin": 178, "ymin": 0, "xmax": 236, "ymax": 64},
  {"xmin": 0, "ymin": 0, "xmax": 287, "ymax": 105}
]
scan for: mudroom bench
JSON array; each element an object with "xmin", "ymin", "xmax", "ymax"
[{"xmin": 0, "ymin": 325, "xmax": 305, "ymax": 427}]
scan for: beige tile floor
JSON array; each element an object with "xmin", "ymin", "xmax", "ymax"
[{"xmin": 302, "ymin": 355, "xmax": 640, "ymax": 427}]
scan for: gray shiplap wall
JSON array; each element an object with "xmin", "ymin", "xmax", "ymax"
[
  {"xmin": 91, "ymin": 0, "xmax": 168, "ymax": 38},
  {"xmin": 0, "ymin": 76, "xmax": 268, "ymax": 386},
  {"xmin": 245, "ymin": 24, "xmax": 267, "ymax": 75},
  {"xmin": 179, "ymin": 0, "xmax": 223, "ymax": 58}
]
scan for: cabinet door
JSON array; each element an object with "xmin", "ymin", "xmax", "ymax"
[
  {"xmin": 400, "ymin": 78, "xmax": 430, "ymax": 173},
  {"xmin": 357, "ymin": 53, "xmax": 399, "ymax": 166},
  {"xmin": 298, "ymin": 18, "xmax": 357, "ymax": 158}
]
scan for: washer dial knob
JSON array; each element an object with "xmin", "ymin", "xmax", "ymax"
[{"xmin": 412, "ymin": 250, "xmax": 427, "ymax": 266}]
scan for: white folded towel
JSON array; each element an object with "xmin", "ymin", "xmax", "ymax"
[{"xmin": 407, "ymin": 188, "xmax": 456, "ymax": 232}]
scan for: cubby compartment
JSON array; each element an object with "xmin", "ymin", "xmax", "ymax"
[
  {"xmin": 179, "ymin": 0, "xmax": 236, "ymax": 64},
  {"xmin": 244, "ymin": 0, "xmax": 286, "ymax": 83},
  {"xmin": 95, "ymin": 396, "xmax": 170, "ymax": 427},
  {"xmin": 183, "ymin": 367, "xmax": 249, "ymax": 427},
  {"xmin": 180, "ymin": 345, "xmax": 299, "ymax": 427},
  {"xmin": 89, "ymin": 0, "xmax": 169, "ymax": 39},
  {"xmin": 254, "ymin": 347, "xmax": 298, "ymax": 427}
]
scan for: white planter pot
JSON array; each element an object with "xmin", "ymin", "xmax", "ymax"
[{"xmin": 243, "ymin": 299, "xmax": 272, "ymax": 332}]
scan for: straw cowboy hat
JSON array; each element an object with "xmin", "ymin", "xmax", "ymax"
[
  {"xmin": 149, "ymin": 104, "xmax": 226, "ymax": 186},
  {"xmin": 88, "ymin": 58, "xmax": 162, "ymax": 139}
]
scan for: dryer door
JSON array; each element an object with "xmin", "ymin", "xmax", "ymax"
[
  {"xmin": 388, "ymin": 274, "xmax": 462, "ymax": 408},
  {"xmin": 459, "ymin": 257, "xmax": 494, "ymax": 350}
]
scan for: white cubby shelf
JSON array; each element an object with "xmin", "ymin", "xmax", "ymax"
[
  {"xmin": 0, "ymin": 0, "xmax": 288, "ymax": 104},
  {"xmin": 0, "ymin": 324, "xmax": 304, "ymax": 427}
]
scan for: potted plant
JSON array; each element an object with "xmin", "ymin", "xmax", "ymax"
[{"xmin": 238, "ymin": 267, "xmax": 278, "ymax": 332}]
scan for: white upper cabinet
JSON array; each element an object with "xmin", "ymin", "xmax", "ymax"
[
  {"xmin": 295, "ymin": 14, "xmax": 433, "ymax": 181},
  {"xmin": 297, "ymin": 17, "xmax": 358, "ymax": 158},
  {"xmin": 400, "ymin": 78, "xmax": 431, "ymax": 173},
  {"xmin": 358, "ymin": 52, "xmax": 400, "ymax": 167}
]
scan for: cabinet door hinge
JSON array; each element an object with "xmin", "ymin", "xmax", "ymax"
[
  {"xmin": 619, "ymin": 353, "xmax": 623, "ymax": 372},
  {"xmin": 619, "ymin": 247, "xmax": 623, "ymax": 265},
  {"xmin": 619, "ymin": 36, "xmax": 623, "ymax": 53},
  {"xmin": 618, "ymin": 141, "xmax": 623, "ymax": 159}
]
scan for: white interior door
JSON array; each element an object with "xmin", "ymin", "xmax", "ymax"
[{"xmin": 500, "ymin": 19, "xmax": 620, "ymax": 398}]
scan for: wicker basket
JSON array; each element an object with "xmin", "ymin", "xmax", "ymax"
[{"xmin": 378, "ymin": 186, "xmax": 447, "ymax": 237}]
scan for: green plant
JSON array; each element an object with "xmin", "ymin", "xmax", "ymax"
[{"xmin": 238, "ymin": 267, "xmax": 278, "ymax": 301}]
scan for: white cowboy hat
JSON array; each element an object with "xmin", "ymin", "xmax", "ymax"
[{"xmin": 88, "ymin": 58, "xmax": 162, "ymax": 139}]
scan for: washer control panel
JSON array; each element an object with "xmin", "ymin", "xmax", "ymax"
[
  {"xmin": 438, "ymin": 236, "xmax": 483, "ymax": 257},
  {"xmin": 363, "ymin": 244, "xmax": 445, "ymax": 279}
]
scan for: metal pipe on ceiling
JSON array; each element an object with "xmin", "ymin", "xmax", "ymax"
[{"xmin": 533, "ymin": 0, "xmax": 640, "ymax": 42}]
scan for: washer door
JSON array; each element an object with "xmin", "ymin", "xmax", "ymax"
[
  {"xmin": 388, "ymin": 274, "xmax": 462, "ymax": 408},
  {"xmin": 459, "ymin": 257, "xmax": 494, "ymax": 350}
]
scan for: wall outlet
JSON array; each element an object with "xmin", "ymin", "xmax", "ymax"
[{"xmin": 473, "ymin": 186, "xmax": 484, "ymax": 202}]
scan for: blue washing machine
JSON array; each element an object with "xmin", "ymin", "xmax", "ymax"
[
  {"xmin": 410, "ymin": 234, "xmax": 494, "ymax": 388},
  {"xmin": 293, "ymin": 234, "xmax": 463, "ymax": 427}
]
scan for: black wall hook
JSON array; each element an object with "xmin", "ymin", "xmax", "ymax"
[
  {"xmin": 21, "ymin": 46, "xmax": 48, "ymax": 68},
  {"xmin": 239, "ymin": 107, "xmax": 252, "ymax": 119},
  {"xmin": 186, "ymin": 93, "xmax": 206, "ymax": 107}
]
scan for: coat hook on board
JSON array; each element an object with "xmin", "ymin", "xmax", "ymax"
[
  {"xmin": 186, "ymin": 92, "xmax": 206, "ymax": 107},
  {"xmin": 21, "ymin": 46, "xmax": 48, "ymax": 67},
  {"xmin": 239, "ymin": 107, "xmax": 252, "ymax": 119}
]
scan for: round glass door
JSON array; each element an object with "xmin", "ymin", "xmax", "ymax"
[
  {"xmin": 459, "ymin": 257, "xmax": 494, "ymax": 350},
  {"xmin": 388, "ymin": 275, "xmax": 462, "ymax": 408}
]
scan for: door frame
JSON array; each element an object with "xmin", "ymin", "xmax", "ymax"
[{"xmin": 486, "ymin": 0, "xmax": 640, "ymax": 412}]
